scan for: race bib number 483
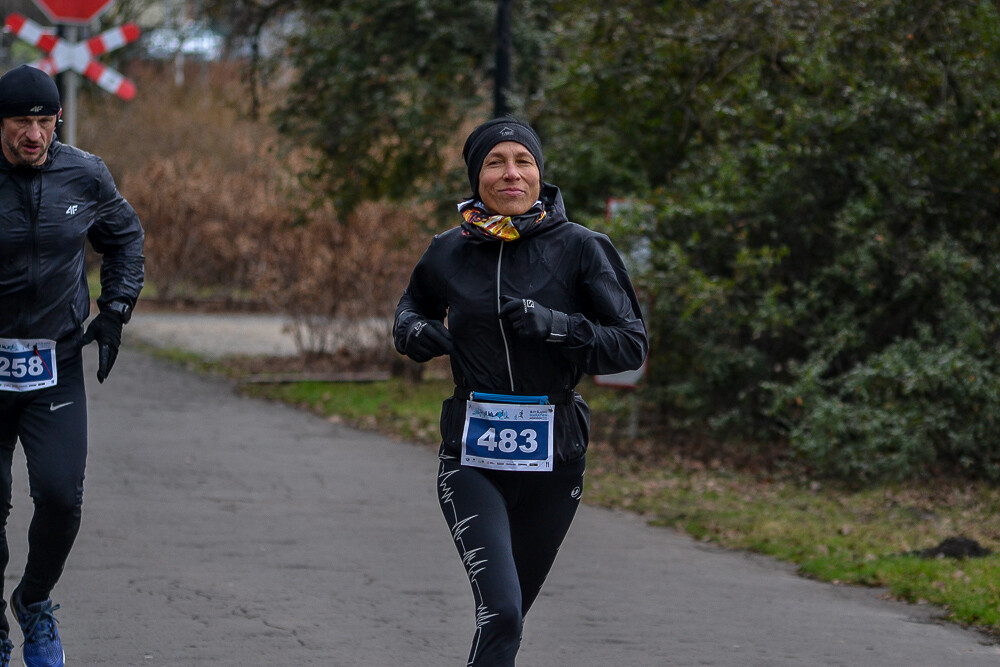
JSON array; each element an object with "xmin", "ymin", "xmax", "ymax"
[
  {"xmin": 461, "ymin": 400, "xmax": 554, "ymax": 472},
  {"xmin": 0, "ymin": 339, "xmax": 57, "ymax": 392}
]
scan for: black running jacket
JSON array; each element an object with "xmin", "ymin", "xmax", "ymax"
[
  {"xmin": 0, "ymin": 140, "xmax": 144, "ymax": 346},
  {"xmin": 394, "ymin": 184, "xmax": 648, "ymax": 463}
]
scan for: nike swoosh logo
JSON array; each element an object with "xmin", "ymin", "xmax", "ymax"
[{"xmin": 49, "ymin": 402, "xmax": 74, "ymax": 412}]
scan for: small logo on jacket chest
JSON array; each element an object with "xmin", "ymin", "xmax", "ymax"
[{"xmin": 65, "ymin": 205, "xmax": 78, "ymax": 215}]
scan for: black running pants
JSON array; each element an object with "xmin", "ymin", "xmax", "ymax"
[
  {"xmin": 0, "ymin": 347, "xmax": 87, "ymax": 633},
  {"xmin": 437, "ymin": 456, "xmax": 584, "ymax": 667}
]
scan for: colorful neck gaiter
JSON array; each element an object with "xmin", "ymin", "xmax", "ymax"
[{"xmin": 458, "ymin": 199, "xmax": 546, "ymax": 241}]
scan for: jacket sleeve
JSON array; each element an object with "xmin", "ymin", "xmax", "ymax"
[
  {"xmin": 558, "ymin": 234, "xmax": 648, "ymax": 375},
  {"xmin": 87, "ymin": 157, "xmax": 145, "ymax": 312},
  {"xmin": 393, "ymin": 237, "xmax": 448, "ymax": 355}
]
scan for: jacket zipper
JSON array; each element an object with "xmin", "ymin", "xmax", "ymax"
[
  {"xmin": 16, "ymin": 171, "xmax": 42, "ymax": 337},
  {"xmin": 496, "ymin": 243, "xmax": 516, "ymax": 392}
]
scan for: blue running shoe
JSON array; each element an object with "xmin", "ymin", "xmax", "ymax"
[
  {"xmin": 0, "ymin": 636, "xmax": 13, "ymax": 667},
  {"xmin": 11, "ymin": 588, "xmax": 65, "ymax": 667}
]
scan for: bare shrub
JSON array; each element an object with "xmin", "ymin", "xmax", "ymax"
[
  {"xmin": 121, "ymin": 152, "xmax": 288, "ymax": 297},
  {"xmin": 255, "ymin": 200, "xmax": 425, "ymax": 361},
  {"xmin": 78, "ymin": 61, "xmax": 428, "ymax": 363}
]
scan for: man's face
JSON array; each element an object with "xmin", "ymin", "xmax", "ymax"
[{"xmin": 0, "ymin": 114, "xmax": 59, "ymax": 167}]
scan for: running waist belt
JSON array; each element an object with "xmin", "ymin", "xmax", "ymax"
[{"xmin": 454, "ymin": 387, "xmax": 575, "ymax": 405}]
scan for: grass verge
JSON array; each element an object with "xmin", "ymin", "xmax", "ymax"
[{"xmin": 142, "ymin": 344, "xmax": 1000, "ymax": 639}]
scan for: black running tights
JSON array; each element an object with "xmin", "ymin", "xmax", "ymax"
[
  {"xmin": 0, "ymin": 349, "xmax": 87, "ymax": 634},
  {"xmin": 437, "ymin": 456, "xmax": 584, "ymax": 667}
]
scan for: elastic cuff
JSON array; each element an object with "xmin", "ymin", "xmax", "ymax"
[
  {"xmin": 103, "ymin": 301, "xmax": 131, "ymax": 324},
  {"xmin": 99, "ymin": 309, "xmax": 126, "ymax": 327},
  {"xmin": 546, "ymin": 310, "xmax": 569, "ymax": 343}
]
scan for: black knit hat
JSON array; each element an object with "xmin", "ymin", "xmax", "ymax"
[
  {"xmin": 462, "ymin": 117, "xmax": 544, "ymax": 198},
  {"xmin": 0, "ymin": 65, "xmax": 61, "ymax": 119}
]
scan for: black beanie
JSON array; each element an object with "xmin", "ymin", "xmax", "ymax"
[
  {"xmin": 462, "ymin": 117, "xmax": 544, "ymax": 199},
  {"xmin": 0, "ymin": 65, "xmax": 61, "ymax": 119}
]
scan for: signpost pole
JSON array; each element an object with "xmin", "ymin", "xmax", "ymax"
[{"xmin": 58, "ymin": 23, "xmax": 78, "ymax": 146}]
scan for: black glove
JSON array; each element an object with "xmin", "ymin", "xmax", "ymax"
[
  {"xmin": 499, "ymin": 295, "xmax": 569, "ymax": 342},
  {"xmin": 81, "ymin": 311, "xmax": 124, "ymax": 383},
  {"xmin": 403, "ymin": 319, "xmax": 453, "ymax": 363}
]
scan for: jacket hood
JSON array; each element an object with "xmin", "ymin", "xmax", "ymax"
[{"xmin": 539, "ymin": 182, "xmax": 568, "ymax": 226}]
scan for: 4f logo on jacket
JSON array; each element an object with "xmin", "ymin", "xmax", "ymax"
[{"xmin": 65, "ymin": 205, "xmax": 78, "ymax": 215}]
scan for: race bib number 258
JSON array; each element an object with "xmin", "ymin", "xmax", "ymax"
[
  {"xmin": 461, "ymin": 400, "xmax": 554, "ymax": 472},
  {"xmin": 0, "ymin": 339, "xmax": 57, "ymax": 392}
]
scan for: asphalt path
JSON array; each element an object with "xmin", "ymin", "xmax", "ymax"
[{"xmin": 5, "ymin": 320, "xmax": 999, "ymax": 665}]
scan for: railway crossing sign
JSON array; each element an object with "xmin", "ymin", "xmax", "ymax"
[
  {"xmin": 32, "ymin": 0, "xmax": 114, "ymax": 25},
  {"xmin": 4, "ymin": 13, "xmax": 140, "ymax": 99}
]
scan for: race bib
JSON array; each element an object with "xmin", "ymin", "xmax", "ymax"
[
  {"xmin": 462, "ymin": 397, "xmax": 555, "ymax": 472},
  {"xmin": 0, "ymin": 338, "xmax": 57, "ymax": 392}
]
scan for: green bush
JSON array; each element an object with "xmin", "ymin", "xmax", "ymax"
[
  {"xmin": 616, "ymin": 0, "xmax": 1000, "ymax": 480},
  {"xmin": 155, "ymin": 0, "xmax": 1000, "ymax": 483},
  {"xmin": 774, "ymin": 333, "xmax": 1000, "ymax": 482}
]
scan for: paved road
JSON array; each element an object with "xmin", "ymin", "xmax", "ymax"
[
  {"xmin": 127, "ymin": 312, "xmax": 303, "ymax": 358},
  {"xmin": 127, "ymin": 312, "xmax": 386, "ymax": 359},
  {"xmin": 5, "ymin": 322, "xmax": 998, "ymax": 665}
]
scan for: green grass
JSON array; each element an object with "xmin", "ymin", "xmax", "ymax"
[
  {"xmin": 89, "ymin": 270, "xmax": 160, "ymax": 301},
  {"xmin": 131, "ymin": 341, "xmax": 227, "ymax": 375},
  {"xmin": 141, "ymin": 344, "xmax": 1000, "ymax": 638},
  {"xmin": 88, "ymin": 270, "xmax": 101, "ymax": 300},
  {"xmin": 585, "ymin": 459, "xmax": 1000, "ymax": 634},
  {"xmin": 241, "ymin": 378, "xmax": 452, "ymax": 443}
]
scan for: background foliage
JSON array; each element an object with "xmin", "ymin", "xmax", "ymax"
[
  {"xmin": 266, "ymin": 0, "xmax": 1000, "ymax": 482},
  {"xmin": 50, "ymin": 0, "xmax": 1000, "ymax": 482},
  {"xmin": 75, "ymin": 63, "xmax": 417, "ymax": 361},
  {"xmin": 618, "ymin": 0, "xmax": 1000, "ymax": 482},
  {"xmin": 272, "ymin": 0, "xmax": 557, "ymax": 215}
]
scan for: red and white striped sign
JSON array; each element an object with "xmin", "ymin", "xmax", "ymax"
[{"xmin": 4, "ymin": 13, "xmax": 140, "ymax": 100}]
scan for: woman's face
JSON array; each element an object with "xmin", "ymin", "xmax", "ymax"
[{"xmin": 478, "ymin": 141, "xmax": 541, "ymax": 216}]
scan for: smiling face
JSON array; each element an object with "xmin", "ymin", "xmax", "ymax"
[
  {"xmin": 477, "ymin": 141, "xmax": 541, "ymax": 216},
  {"xmin": 0, "ymin": 114, "xmax": 59, "ymax": 167}
]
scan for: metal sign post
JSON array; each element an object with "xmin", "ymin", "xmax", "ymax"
[{"xmin": 60, "ymin": 24, "xmax": 78, "ymax": 145}]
